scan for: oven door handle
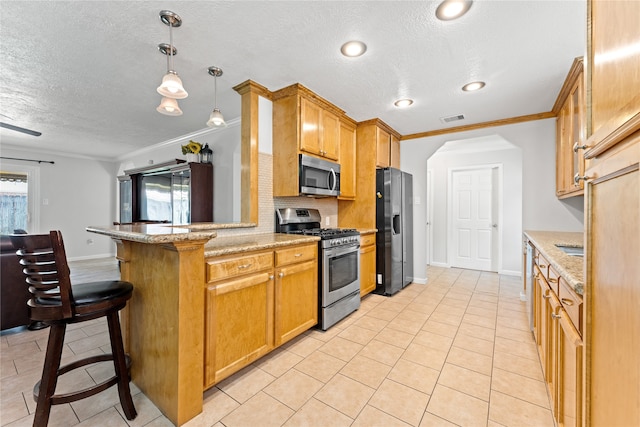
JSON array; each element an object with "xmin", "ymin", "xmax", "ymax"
[{"xmin": 325, "ymin": 243, "xmax": 360, "ymax": 257}]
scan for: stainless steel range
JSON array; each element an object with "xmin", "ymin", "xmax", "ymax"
[{"xmin": 275, "ymin": 208, "xmax": 360, "ymax": 330}]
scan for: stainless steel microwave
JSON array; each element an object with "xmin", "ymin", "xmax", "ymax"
[{"xmin": 299, "ymin": 154, "xmax": 340, "ymax": 197}]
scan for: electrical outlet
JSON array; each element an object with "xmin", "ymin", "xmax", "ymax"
[
  {"xmin": 325, "ymin": 217, "xmax": 330, "ymax": 226},
  {"xmin": 87, "ymin": 239, "xmax": 94, "ymax": 245},
  {"xmin": 42, "ymin": 198, "xmax": 49, "ymax": 205}
]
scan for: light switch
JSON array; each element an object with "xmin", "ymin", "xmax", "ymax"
[
  {"xmin": 414, "ymin": 196, "xmax": 421, "ymax": 205},
  {"xmin": 42, "ymin": 198, "xmax": 49, "ymax": 205}
]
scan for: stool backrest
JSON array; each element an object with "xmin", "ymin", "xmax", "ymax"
[{"xmin": 11, "ymin": 231, "xmax": 73, "ymax": 319}]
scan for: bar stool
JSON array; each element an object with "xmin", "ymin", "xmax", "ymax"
[{"xmin": 11, "ymin": 231, "xmax": 137, "ymax": 426}]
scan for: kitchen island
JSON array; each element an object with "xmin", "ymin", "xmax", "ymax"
[{"xmin": 86, "ymin": 224, "xmax": 319, "ymax": 426}]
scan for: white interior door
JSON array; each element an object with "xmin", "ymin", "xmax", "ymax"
[{"xmin": 451, "ymin": 167, "xmax": 494, "ymax": 271}]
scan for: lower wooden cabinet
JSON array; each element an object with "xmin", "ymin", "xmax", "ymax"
[
  {"xmin": 204, "ymin": 243, "xmax": 318, "ymax": 388},
  {"xmin": 359, "ymin": 232, "xmax": 376, "ymax": 296},
  {"xmin": 204, "ymin": 271, "xmax": 274, "ymax": 387},
  {"xmin": 532, "ymin": 248, "xmax": 584, "ymax": 427}
]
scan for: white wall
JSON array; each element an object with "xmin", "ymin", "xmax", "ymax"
[
  {"xmin": 116, "ymin": 123, "xmax": 241, "ymax": 223},
  {"xmin": 0, "ymin": 148, "xmax": 116, "ymax": 259},
  {"xmin": 401, "ymin": 118, "xmax": 584, "ymax": 283},
  {"xmin": 427, "ymin": 142, "xmax": 522, "ymax": 274}
]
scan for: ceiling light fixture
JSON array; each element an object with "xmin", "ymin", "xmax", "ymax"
[
  {"xmin": 340, "ymin": 41, "xmax": 367, "ymax": 57},
  {"xmin": 206, "ymin": 66, "xmax": 226, "ymax": 127},
  {"xmin": 394, "ymin": 99, "xmax": 414, "ymax": 108},
  {"xmin": 156, "ymin": 10, "xmax": 188, "ymax": 101},
  {"xmin": 156, "ymin": 44, "xmax": 184, "ymax": 116},
  {"xmin": 436, "ymin": 0, "xmax": 473, "ymax": 21},
  {"xmin": 462, "ymin": 81, "xmax": 486, "ymax": 91}
]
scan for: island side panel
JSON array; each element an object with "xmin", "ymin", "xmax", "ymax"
[{"xmin": 116, "ymin": 239, "xmax": 206, "ymax": 426}]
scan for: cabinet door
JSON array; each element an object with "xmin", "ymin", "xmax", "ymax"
[
  {"xmin": 556, "ymin": 101, "xmax": 572, "ymax": 196},
  {"xmin": 376, "ymin": 127, "xmax": 390, "ymax": 168},
  {"xmin": 535, "ymin": 271, "xmax": 551, "ymax": 378},
  {"xmin": 321, "ymin": 110, "xmax": 340, "ymax": 161},
  {"xmin": 557, "ymin": 309, "xmax": 583, "ymax": 427},
  {"xmin": 300, "ymin": 97, "xmax": 322, "ymax": 156},
  {"xmin": 569, "ymin": 79, "xmax": 585, "ymax": 192},
  {"xmin": 548, "ymin": 291, "xmax": 561, "ymax": 419},
  {"xmin": 390, "ymin": 134, "xmax": 400, "ymax": 169},
  {"xmin": 204, "ymin": 272, "xmax": 274, "ymax": 387},
  {"xmin": 275, "ymin": 260, "xmax": 318, "ymax": 346},
  {"xmin": 338, "ymin": 121, "xmax": 356, "ymax": 200},
  {"xmin": 586, "ymin": 164, "xmax": 639, "ymax": 426},
  {"xmin": 360, "ymin": 243, "xmax": 376, "ymax": 296}
]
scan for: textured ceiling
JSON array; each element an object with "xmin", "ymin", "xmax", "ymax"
[{"xmin": 0, "ymin": 1, "xmax": 586, "ymax": 160}]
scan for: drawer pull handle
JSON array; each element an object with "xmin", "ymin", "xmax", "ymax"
[
  {"xmin": 294, "ymin": 253, "xmax": 303, "ymax": 257},
  {"xmin": 548, "ymin": 278, "xmax": 558, "ymax": 283},
  {"xmin": 269, "ymin": 275, "xmax": 274, "ymax": 280},
  {"xmin": 543, "ymin": 290, "xmax": 550, "ymax": 299},
  {"xmin": 279, "ymin": 272, "xmax": 285, "ymax": 278},
  {"xmin": 574, "ymin": 174, "xmax": 592, "ymax": 184},
  {"xmin": 238, "ymin": 263, "xmax": 252, "ymax": 269},
  {"xmin": 551, "ymin": 313, "xmax": 562, "ymax": 320},
  {"xmin": 561, "ymin": 298, "xmax": 574, "ymax": 306},
  {"xmin": 539, "ymin": 264, "xmax": 547, "ymax": 269},
  {"xmin": 573, "ymin": 142, "xmax": 589, "ymax": 152}
]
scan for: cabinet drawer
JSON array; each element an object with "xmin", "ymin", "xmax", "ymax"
[
  {"xmin": 360, "ymin": 233, "xmax": 376, "ymax": 247},
  {"xmin": 275, "ymin": 244, "xmax": 317, "ymax": 267},
  {"xmin": 559, "ymin": 278, "xmax": 583, "ymax": 335},
  {"xmin": 206, "ymin": 252, "xmax": 273, "ymax": 283},
  {"xmin": 535, "ymin": 251, "xmax": 550, "ymax": 278}
]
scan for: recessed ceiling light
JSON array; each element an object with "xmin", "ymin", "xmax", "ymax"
[
  {"xmin": 436, "ymin": 0, "xmax": 473, "ymax": 21},
  {"xmin": 394, "ymin": 99, "xmax": 414, "ymax": 108},
  {"xmin": 340, "ymin": 41, "xmax": 367, "ymax": 57},
  {"xmin": 462, "ymin": 81, "xmax": 485, "ymax": 91}
]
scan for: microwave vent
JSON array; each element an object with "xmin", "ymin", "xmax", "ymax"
[{"xmin": 440, "ymin": 114, "xmax": 465, "ymax": 123}]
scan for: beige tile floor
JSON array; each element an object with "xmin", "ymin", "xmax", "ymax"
[{"xmin": 1, "ymin": 260, "xmax": 554, "ymax": 427}]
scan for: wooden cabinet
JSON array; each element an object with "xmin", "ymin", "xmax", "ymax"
[
  {"xmin": 554, "ymin": 57, "xmax": 586, "ymax": 198},
  {"xmin": 272, "ymin": 83, "xmax": 351, "ymax": 197},
  {"xmin": 338, "ymin": 119, "xmax": 357, "ymax": 200},
  {"xmin": 204, "ymin": 243, "xmax": 318, "ymax": 387},
  {"xmin": 119, "ymin": 159, "xmax": 213, "ymax": 224},
  {"xmin": 531, "ymin": 245, "xmax": 584, "ymax": 426},
  {"xmin": 338, "ymin": 119, "xmax": 401, "ymax": 230},
  {"xmin": 299, "ymin": 97, "xmax": 340, "ymax": 160},
  {"xmin": 359, "ymin": 232, "xmax": 376, "ymax": 296},
  {"xmin": 583, "ymin": 2, "xmax": 640, "ymax": 425},
  {"xmin": 375, "ymin": 126, "xmax": 401, "ymax": 169},
  {"xmin": 204, "ymin": 250, "xmax": 274, "ymax": 387},
  {"xmin": 274, "ymin": 245, "xmax": 318, "ymax": 346}
]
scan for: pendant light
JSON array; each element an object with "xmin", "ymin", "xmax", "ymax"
[
  {"xmin": 156, "ymin": 44, "xmax": 183, "ymax": 116},
  {"xmin": 157, "ymin": 10, "xmax": 188, "ymax": 100},
  {"xmin": 206, "ymin": 66, "xmax": 226, "ymax": 127}
]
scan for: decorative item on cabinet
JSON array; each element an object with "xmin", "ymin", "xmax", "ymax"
[
  {"xmin": 200, "ymin": 144, "xmax": 213, "ymax": 164},
  {"xmin": 182, "ymin": 140, "xmax": 202, "ymax": 163}
]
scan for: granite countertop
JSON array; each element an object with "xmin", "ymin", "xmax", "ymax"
[
  {"xmin": 524, "ymin": 230, "xmax": 584, "ymax": 295},
  {"xmin": 205, "ymin": 233, "xmax": 320, "ymax": 258},
  {"xmin": 86, "ymin": 223, "xmax": 218, "ymax": 244}
]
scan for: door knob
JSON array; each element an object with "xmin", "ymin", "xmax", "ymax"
[{"xmin": 492, "ymin": 224, "xmax": 497, "ymax": 228}]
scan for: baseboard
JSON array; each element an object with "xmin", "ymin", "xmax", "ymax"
[
  {"xmin": 68, "ymin": 253, "xmax": 116, "ymax": 262},
  {"xmin": 411, "ymin": 277, "xmax": 427, "ymax": 285},
  {"xmin": 429, "ymin": 261, "xmax": 450, "ymax": 268},
  {"xmin": 499, "ymin": 269, "xmax": 522, "ymax": 277}
]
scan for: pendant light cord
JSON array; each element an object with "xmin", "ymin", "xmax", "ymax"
[{"xmin": 168, "ymin": 20, "xmax": 174, "ymax": 72}]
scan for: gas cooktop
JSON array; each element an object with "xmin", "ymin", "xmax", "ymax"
[{"xmin": 287, "ymin": 228, "xmax": 360, "ymax": 239}]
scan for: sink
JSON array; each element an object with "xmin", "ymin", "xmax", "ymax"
[{"xmin": 555, "ymin": 244, "xmax": 584, "ymax": 257}]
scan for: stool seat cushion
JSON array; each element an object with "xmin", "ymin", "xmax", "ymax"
[{"xmin": 35, "ymin": 281, "xmax": 134, "ymax": 306}]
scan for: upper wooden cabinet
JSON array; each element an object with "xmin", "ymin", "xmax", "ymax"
[
  {"xmin": 273, "ymin": 83, "xmax": 352, "ymax": 197},
  {"xmin": 553, "ymin": 57, "xmax": 585, "ymax": 198},
  {"xmin": 375, "ymin": 125, "xmax": 401, "ymax": 169},
  {"xmin": 338, "ymin": 118, "xmax": 357, "ymax": 200}
]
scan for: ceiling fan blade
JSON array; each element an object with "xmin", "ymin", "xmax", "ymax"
[{"xmin": 0, "ymin": 122, "xmax": 42, "ymax": 137}]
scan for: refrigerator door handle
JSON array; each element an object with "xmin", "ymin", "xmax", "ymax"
[{"xmin": 392, "ymin": 214, "xmax": 401, "ymax": 235}]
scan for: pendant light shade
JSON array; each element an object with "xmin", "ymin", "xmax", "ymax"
[
  {"xmin": 207, "ymin": 108, "xmax": 225, "ymax": 127},
  {"xmin": 157, "ymin": 71, "xmax": 188, "ymax": 99},
  {"xmin": 156, "ymin": 96, "xmax": 183, "ymax": 116},
  {"xmin": 206, "ymin": 66, "xmax": 226, "ymax": 127}
]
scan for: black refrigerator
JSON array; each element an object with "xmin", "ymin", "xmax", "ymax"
[{"xmin": 375, "ymin": 167, "xmax": 414, "ymax": 296}]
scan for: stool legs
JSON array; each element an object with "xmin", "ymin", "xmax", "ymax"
[
  {"xmin": 107, "ymin": 311, "xmax": 137, "ymax": 420},
  {"xmin": 33, "ymin": 323, "xmax": 66, "ymax": 427}
]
